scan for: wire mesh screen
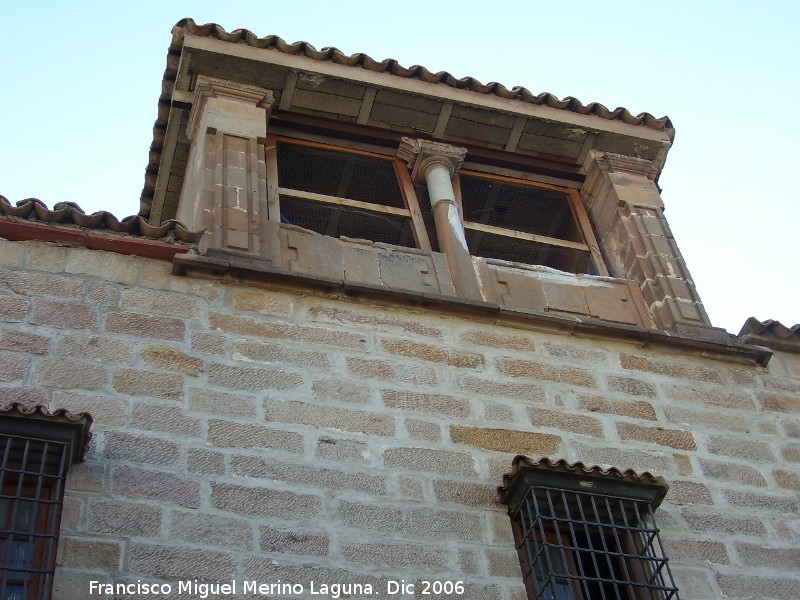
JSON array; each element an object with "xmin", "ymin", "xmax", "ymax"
[
  {"xmin": 280, "ymin": 197, "xmax": 415, "ymax": 248},
  {"xmin": 277, "ymin": 143, "xmax": 405, "ymax": 208},
  {"xmin": 511, "ymin": 485, "xmax": 680, "ymax": 600},
  {"xmin": 1, "ymin": 434, "xmax": 68, "ymax": 600},
  {"xmin": 460, "ymin": 176, "xmax": 582, "ymax": 242},
  {"xmin": 413, "ymin": 183, "xmax": 440, "ymax": 252},
  {"xmin": 466, "ymin": 231, "xmax": 591, "ymax": 273}
]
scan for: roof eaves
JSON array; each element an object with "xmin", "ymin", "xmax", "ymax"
[{"xmin": 139, "ymin": 18, "xmax": 675, "ymax": 217}]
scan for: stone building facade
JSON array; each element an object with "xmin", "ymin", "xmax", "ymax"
[{"xmin": 1, "ymin": 18, "xmax": 798, "ymax": 600}]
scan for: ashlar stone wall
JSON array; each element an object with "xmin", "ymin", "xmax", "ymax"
[{"xmin": 1, "ymin": 238, "xmax": 798, "ymax": 599}]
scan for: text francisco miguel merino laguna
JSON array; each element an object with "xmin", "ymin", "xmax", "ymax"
[{"xmin": 90, "ymin": 579, "xmax": 466, "ymax": 597}]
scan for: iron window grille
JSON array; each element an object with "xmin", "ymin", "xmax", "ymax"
[
  {"xmin": 267, "ymin": 137, "xmax": 431, "ymax": 250},
  {"xmin": 0, "ymin": 405, "xmax": 92, "ymax": 600},
  {"xmin": 500, "ymin": 456, "xmax": 679, "ymax": 600}
]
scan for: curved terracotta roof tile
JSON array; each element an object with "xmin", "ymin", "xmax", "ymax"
[
  {"xmin": 738, "ymin": 317, "xmax": 800, "ymax": 353},
  {"xmin": 0, "ymin": 196, "xmax": 204, "ymax": 243},
  {"xmin": 0, "ymin": 402, "xmax": 93, "ymax": 462},
  {"xmin": 139, "ymin": 18, "xmax": 674, "ymax": 216},
  {"xmin": 497, "ymin": 455, "xmax": 668, "ymax": 497}
]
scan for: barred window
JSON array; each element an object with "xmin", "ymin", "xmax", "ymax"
[
  {"xmin": 0, "ymin": 404, "xmax": 92, "ymax": 600},
  {"xmin": 500, "ymin": 456, "xmax": 679, "ymax": 600}
]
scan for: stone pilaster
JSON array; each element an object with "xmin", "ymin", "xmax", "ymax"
[
  {"xmin": 398, "ymin": 138, "xmax": 481, "ymax": 300},
  {"xmin": 177, "ymin": 76, "xmax": 274, "ymax": 255},
  {"xmin": 581, "ymin": 151, "xmax": 723, "ymax": 337}
]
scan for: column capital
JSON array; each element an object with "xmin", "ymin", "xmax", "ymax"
[
  {"xmin": 187, "ymin": 76, "xmax": 274, "ymax": 140},
  {"xmin": 397, "ymin": 138, "xmax": 467, "ymax": 184},
  {"xmin": 584, "ymin": 150, "xmax": 660, "ymax": 181}
]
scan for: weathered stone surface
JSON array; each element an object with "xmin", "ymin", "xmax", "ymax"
[{"xmin": 450, "ymin": 425, "xmax": 561, "ymax": 455}]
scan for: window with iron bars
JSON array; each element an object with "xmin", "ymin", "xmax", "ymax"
[
  {"xmin": 1, "ymin": 436, "xmax": 67, "ymax": 599},
  {"xmin": 501, "ymin": 457, "xmax": 679, "ymax": 600},
  {"xmin": 0, "ymin": 406, "xmax": 91, "ymax": 600}
]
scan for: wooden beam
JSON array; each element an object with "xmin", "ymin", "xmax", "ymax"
[
  {"xmin": 567, "ymin": 188, "xmax": 608, "ymax": 276},
  {"xmin": 394, "ymin": 159, "xmax": 432, "ymax": 251},
  {"xmin": 462, "ymin": 220, "xmax": 590, "ymax": 252},
  {"xmin": 277, "ymin": 187, "xmax": 411, "ymax": 217}
]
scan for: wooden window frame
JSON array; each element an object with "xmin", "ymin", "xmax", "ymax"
[
  {"xmin": 265, "ymin": 135, "xmax": 432, "ymax": 251},
  {"xmin": 454, "ymin": 170, "xmax": 608, "ymax": 276}
]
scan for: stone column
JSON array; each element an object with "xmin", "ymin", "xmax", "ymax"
[
  {"xmin": 581, "ymin": 151, "xmax": 724, "ymax": 337},
  {"xmin": 177, "ymin": 76, "xmax": 274, "ymax": 255},
  {"xmin": 398, "ymin": 139, "xmax": 481, "ymax": 300}
]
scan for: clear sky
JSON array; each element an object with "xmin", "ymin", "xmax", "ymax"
[{"xmin": 2, "ymin": 1, "xmax": 798, "ymax": 334}]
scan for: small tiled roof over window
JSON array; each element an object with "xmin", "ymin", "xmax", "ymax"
[{"xmin": 738, "ymin": 318, "xmax": 800, "ymax": 353}]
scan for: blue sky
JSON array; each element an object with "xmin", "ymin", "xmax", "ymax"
[{"xmin": 2, "ymin": 1, "xmax": 798, "ymax": 334}]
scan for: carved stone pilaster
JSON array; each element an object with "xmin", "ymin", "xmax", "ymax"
[
  {"xmin": 177, "ymin": 77, "xmax": 274, "ymax": 257},
  {"xmin": 581, "ymin": 151, "xmax": 724, "ymax": 337}
]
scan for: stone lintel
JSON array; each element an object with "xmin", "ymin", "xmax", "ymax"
[{"xmin": 397, "ymin": 138, "xmax": 467, "ymax": 184}]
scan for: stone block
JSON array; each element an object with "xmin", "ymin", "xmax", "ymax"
[
  {"xmin": 189, "ymin": 387, "xmax": 258, "ymax": 417},
  {"xmin": 113, "ymin": 369, "xmax": 183, "ymax": 400},
  {"xmin": 233, "ymin": 287, "xmax": 293, "ymax": 315},
  {"xmin": 87, "ymin": 499, "xmax": 163, "ymax": 536},
  {"xmin": 699, "ymin": 458, "xmax": 767, "ymax": 487},
  {"xmin": 680, "ymin": 507, "xmax": 766, "ymax": 536},
  {"xmin": 0, "ymin": 269, "xmax": 84, "ymax": 298},
  {"xmin": 312, "ymin": 379, "xmax": 371, "ymax": 404},
  {"xmin": 496, "ymin": 357, "xmax": 596, "ymax": 388},
  {"xmin": 529, "ymin": 407, "xmax": 604, "ymax": 437},
  {"xmin": 35, "ymin": 358, "xmax": 107, "ymax": 390},
  {"xmin": 210, "ymin": 483, "xmax": 322, "ymax": 520},
  {"xmin": 207, "ymin": 363, "xmax": 303, "ymax": 392},
  {"xmin": 454, "ymin": 375, "xmax": 546, "ymax": 402},
  {"xmin": 346, "ymin": 357, "xmax": 438, "ymax": 386},
  {"xmin": 0, "ymin": 352, "xmax": 29, "ymax": 382},
  {"xmin": 103, "ymin": 431, "xmax": 181, "ymax": 466},
  {"xmin": 381, "ymin": 338, "xmax": 484, "ymax": 368},
  {"xmin": 65, "ymin": 248, "xmax": 138, "ymax": 284},
  {"xmin": 130, "ymin": 403, "xmax": 202, "ymax": 437},
  {"xmin": 383, "ymin": 446, "xmax": 477, "ymax": 477},
  {"xmin": 120, "ymin": 288, "xmax": 201, "ymax": 319},
  {"xmin": 605, "ymin": 375, "xmax": 656, "ymax": 397},
  {"xmin": 209, "ymin": 312, "xmax": 367, "ymax": 349},
  {"xmin": 617, "ymin": 422, "xmax": 696, "ymax": 450},
  {"xmin": 341, "ymin": 541, "xmax": 445, "ymax": 570},
  {"xmin": 450, "ymin": 425, "xmax": 561, "ymax": 455},
  {"xmin": 30, "ymin": 300, "xmax": 97, "ymax": 330},
  {"xmin": 207, "ymin": 419, "xmax": 304, "ymax": 453},
  {"xmin": 459, "ymin": 328, "xmax": 534, "ymax": 351},
  {"xmin": 55, "ymin": 332, "xmax": 135, "ymax": 364},
  {"xmin": 111, "ymin": 465, "xmax": 200, "ymax": 508},
  {"xmin": 141, "ymin": 344, "xmax": 204, "ymax": 376},
  {"xmin": 129, "ymin": 543, "xmax": 236, "ymax": 581},
  {"xmin": 56, "ymin": 537, "xmax": 121, "ymax": 570},
  {"xmin": 191, "ymin": 332, "xmax": 226, "ymax": 355},
  {"xmin": 578, "ymin": 394, "xmax": 656, "ymax": 420},
  {"xmin": 308, "ymin": 304, "xmax": 443, "ymax": 338},
  {"xmin": 338, "ymin": 500, "xmax": 484, "ymax": 542},
  {"xmin": 264, "ymin": 398, "xmax": 394, "ymax": 436},
  {"xmin": 405, "ymin": 418, "xmax": 441, "ymax": 442},
  {"xmin": 105, "ymin": 311, "xmax": 185, "ymax": 341},
  {"xmin": 0, "ymin": 295, "xmax": 30, "ymax": 321},
  {"xmin": 171, "ymin": 511, "xmax": 253, "ymax": 550},
  {"xmin": 261, "ymin": 526, "xmax": 329, "ymax": 556},
  {"xmin": 0, "ymin": 330, "xmax": 50, "ymax": 354},
  {"xmin": 382, "ymin": 389, "xmax": 470, "ymax": 417},
  {"xmin": 433, "ymin": 480, "xmax": 499, "ymax": 508},
  {"xmin": 620, "ymin": 353, "xmax": 722, "ymax": 383},
  {"xmin": 232, "ymin": 338, "xmax": 332, "ymax": 368}
]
